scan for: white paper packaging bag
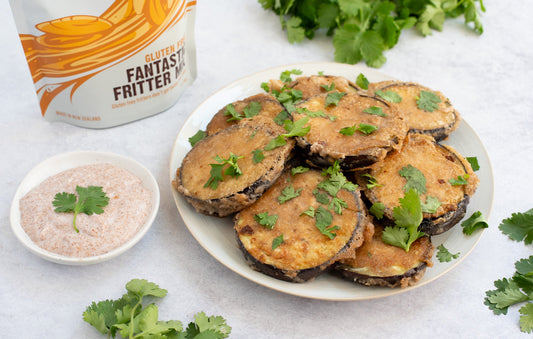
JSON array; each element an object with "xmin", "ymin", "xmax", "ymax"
[{"xmin": 9, "ymin": 0, "xmax": 197, "ymax": 128}]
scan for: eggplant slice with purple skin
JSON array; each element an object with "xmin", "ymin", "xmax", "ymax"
[
  {"xmin": 234, "ymin": 167, "xmax": 368, "ymax": 283},
  {"xmin": 356, "ymin": 133, "xmax": 479, "ymax": 236},
  {"xmin": 174, "ymin": 124, "xmax": 294, "ymax": 217},
  {"xmin": 332, "ymin": 222, "xmax": 434, "ymax": 288},
  {"xmin": 292, "ymin": 92, "xmax": 408, "ymax": 171},
  {"xmin": 368, "ymin": 81, "xmax": 460, "ymax": 142},
  {"xmin": 205, "ymin": 93, "xmax": 287, "ymax": 136}
]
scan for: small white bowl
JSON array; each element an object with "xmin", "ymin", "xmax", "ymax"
[{"xmin": 10, "ymin": 151, "xmax": 160, "ymax": 265}]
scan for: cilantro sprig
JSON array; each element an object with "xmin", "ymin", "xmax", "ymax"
[
  {"xmin": 259, "ymin": 0, "xmax": 485, "ymax": 67},
  {"xmin": 53, "ymin": 185, "xmax": 109, "ymax": 233},
  {"xmin": 83, "ymin": 279, "xmax": 231, "ymax": 338},
  {"xmin": 204, "ymin": 153, "xmax": 244, "ymax": 190}
]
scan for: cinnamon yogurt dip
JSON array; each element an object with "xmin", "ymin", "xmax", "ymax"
[{"xmin": 19, "ymin": 163, "xmax": 152, "ymax": 257}]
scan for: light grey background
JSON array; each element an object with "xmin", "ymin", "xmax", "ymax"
[{"xmin": 1, "ymin": 1, "xmax": 532, "ymax": 338}]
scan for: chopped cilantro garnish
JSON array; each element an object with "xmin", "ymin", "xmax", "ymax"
[
  {"xmin": 204, "ymin": 153, "xmax": 244, "ymax": 190},
  {"xmin": 273, "ymin": 110, "xmax": 290, "ymax": 126},
  {"xmin": 291, "ymin": 166, "xmax": 309, "ymax": 175},
  {"xmin": 252, "ymin": 149, "xmax": 265, "ymax": 164},
  {"xmin": 399, "ymin": 164, "xmax": 427, "ymax": 195},
  {"xmin": 363, "ymin": 106, "xmax": 387, "ymax": 117},
  {"xmin": 461, "ymin": 210, "xmax": 489, "ymax": 235},
  {"xmin": 417, "ymin": 90, "xmax": 441, "ymax": 112},
  {"xmin": 280, "ymin": 69, "xmax": 302, "ymax": 83},
  {"xmin": 188, "ymin": 130, "xmax": 207, "ymax": 147},
  {"xmin": 272, "ymin": 234, "xmax": 284, "ymax": 250},
  {"xmin": 296, "ymin": 107, "xmax": 337, "ymax": 121},
  {"xmin": 421, "ymin": 196, "xmax": 441, "ymax": 214},
  {"xmin": 449, "ymin": 174, "xmax": 470, "ymax": 186},
  {"xmin": 254, "ymin": 212, "xmax": 279, "ymax": 229},
  {"xmin": 381, "ymin": 189, "xmax": 425, "ymax": 251},
  {"xmin": 356, "ymin": 73, "xmax": 369, "ymax": 90},
  {"xmin": 325, "ymin": 92, "xmax": 346, "ymax": 107},
  {"xmin": 278, "ymin": 185, "xmax": 302, "ymax": 204},
  {"xmin": 369, "ymin": 202, "xmax": 385, "ymax": 220},
  {"xmin": 265, "ymin": 116, "xmax": 310, "ymax": 150},
  {"xmin": 375, "ymin": 90, "xmax": 402, "ymax": 103},
  {"xmin": 321, "ymin": 83, "xmax": 335, "ymax": 92},
  {"xmin": 314, "ymin": 205, "xmax": 340, "ymax": 239},
  {"xmin": 466, "ymin": 156, "xmax": 480, "ymax": 171},
  {"xmin": 362, "ymin": 173, "xmax": 382, "ymax": 189},
  {"xmin": 436, "ymin": 244, "xmax": 460, "ymax": 262},
  {"xmin": 339, "ymin": 123, "xmax": 378, "ymax": 136}
]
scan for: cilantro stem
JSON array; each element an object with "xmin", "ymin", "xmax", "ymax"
[{"xmin": 72, "ymin": 211, "xmax": 80, "ymax": 233}]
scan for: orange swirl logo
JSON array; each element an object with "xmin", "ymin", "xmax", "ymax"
[{"xmin": 19, "ymin": 0, "xmax": 196, "ymax": 115}]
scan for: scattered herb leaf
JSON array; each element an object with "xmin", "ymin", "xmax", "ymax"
[
  {"xmin": 436, "ymin": 244, "xmax": 460, "ymax": 262},
  {"xmin": 399, "ymin": 164, "xmax": 427, "ymax": 195},
  {"xmin": 53, "ymin": 186, "xmax": 109, "ymax": 233},
  {"xmin": 204, "ymin": 153, "xmax": 244, "ymax": 190},
  {"xmin": 291, "ymin": 166, "xmax": 309, "ymax": 175},
  {"xmin": 363, "ymin": 106, "xmax": 387, "ymax": 117},
  {"xmin": 466, "ymin": 156, "xmax": 480, "ymax": 171},
  {"xmin": 188, "ymin": 130, "xmax": 207, "ymax": 147},
  {"xmin": 417, "ymin": 90, "xmax": 441, "ymax": 112},
  {"xmin": 369, "ymin": 202, "xmax": 385, "ymax": 220},
  {"xmin": 461, "ymin": 210, "xmax": 489, "ymax": 235},
  {"xmin": 272, "ymin": 234, "xmax": 284, "ymax": 250},
  {"xmin": 278, "ymin": 185, "xmax": 302, "ymax": 204},
  {"xmin": 499, "ymin": 209, "xmax": 533, "ymax": 244},
  {"xmin": 325, "ymin": 92, "xmax": 346, "ymax": 107},
  {"xmin": 375, "ymin": 90, "xmax": 402, "ymax": 103},
  {"xmin": 356, "ymin": 73, "xmax": 369, "ymax": 90},
  {"xmin": 252, "ymin": 149, "xmax": 265, "ymax": 164},
  {"xmin": 449, "ymin": 174, "xmax": 470, "ymax": 186},
  {"xmin": 339, "ymin": 123, "xmax": 378, "ymax": 136},
  {"xmin": 254, "ymin": 212, "xmax": 279, "ymax": 229}
]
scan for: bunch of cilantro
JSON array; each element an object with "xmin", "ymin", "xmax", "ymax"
[
  {"xmin": 259, "ymin": 0, "xmax": 485, "ymax": 67},
  {"xmin": 83, "ymin": 279, "xmax": 231, "ymax": 339},
  {"xmin": 485, "ymin": 209, "xmax": 533, "ymax": 333}
]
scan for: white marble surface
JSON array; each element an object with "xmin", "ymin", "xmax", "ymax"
[{"xmin": 1, "ymin": 1, "xmax": 532, "ymax": 338}]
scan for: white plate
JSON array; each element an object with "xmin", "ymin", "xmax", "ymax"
[
  {"xmin": 10, "ymin": 151, "xmax": 160, "ymax": 265},
  {"xmin": 169, "ymin": 62, "xmax": 494, "ymax": 300}
]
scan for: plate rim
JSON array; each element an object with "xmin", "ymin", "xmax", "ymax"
[{"xmin": 168, "ymin": 62, "xmax": 494, "ymax": 300}]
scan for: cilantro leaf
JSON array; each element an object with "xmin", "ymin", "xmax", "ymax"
[
  {"xmin": 272, "ymin": 234, "xmax": 284, "ymax": 250},
  {"xmin": 285, "ymin": 16, "xmax": 306, "ymax": 43},
  {"xmin": 278, "ymin": 185, "xmax": 302, "ymax": 204},
  {"xmin": 421, "ymin": 196, "xmax": 441, "ymax": 214},
  {"xmin": 204, "ymin": 153, "xmax": 244, "ymax": 190},
  {"xmin": 189, "ymin": 312, "xmax": 231, "ymax": 338},
  {"xmin": 449, "ymin": 174, "xmax": 469, "ymax": 186},
  {"xmin": 362, "ymin": 173, "xmax": 382, "ymax": 189},
  {"xmin": 417, "ymin": 90, "xmax": 442, "ymax": 112},
  {"xmin": 369, "ymin": 202, "xmax": 385, "ymax": 220},
  {"xmin": 519, "ymin": 303, "xmax": 533, "ymax": 334},
  {"xmin": 399, "ymin": 164, "xmax": 427, "ymax": 195},
  {"xmin": 252, "ymin": 149, "xmax": 265, "ymax": 164},
  {"xmin": 314, "ymin": 205, "xmax": 339, "ymax": 239},
  {"xmin": 280, "ymin": 69, "xmax": 302, "ymax": 83},
  {"xmin": 436, "ymin": 244, "xmax": 460, "ymax": 262},
  {"xmin": 375, "ymin": 90, "xmax": 402, "ymax": 103},
  {"xmin": 223, "ymin": 104, "xmax": 241, "ymax": 122},
  {"xmin": 243, "ymin": 101, "xmax": 262, "ymax": 118},
  {"xmin": 461, "ymin": 211, "xmax": 489, "ymax": 235},
  {"xmin": 321, "ymin": 83, "xmax": 335, "ymax": 92},
  {"xmin": 291, "ymin": 166, "xmax": 309, "ymax": 175},
  {"xmin": 254, "ymin": 212, "xmax": 278, "ymax": 229},
  {"xmin": 53, "ymin": 185, "xmax": 109, "ymax": 233},
  {"xmin": 265, "ymin": 116, "xmax": 310, "ymax": 150},
  {"xmin": 356, "ymin": 73, "xmax": 369, "ymax": 90},
  {"xmin": 382, "ymin": 189, "xmax": 425, "ymax": 251},
  {"xmin": 325, "ymin": 92, "xmax": 346, "ymax": 107},
  {"xmin": 339, "ymin": 123, "xmax": 378, "ymax": 135},
  {"xmin": 189, "ymin": 130, "xmax": 207, "ymax": 147},
  {"xmin": 363, "ymin": 106, "xmax": 387, "ymax": 117},
  {"xmin": 466, "ymin": 156, "xmax": 480, "ymax": 171},
  {"xmin": 499, "ymin": 209, "xmax": 533, "ymax": 244},
  {"xmin": 273, "ymin": 110, "xmax": 290, "ymax": 126}
]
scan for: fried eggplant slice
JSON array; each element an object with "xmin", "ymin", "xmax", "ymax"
[
  {"xmin": 333, "ymin": 223, "xmax": 434, "ymax": 288},
  {"xmin": 234, "ymin": 167, "xmax": 367, "ymax": 282},
  {"xmin": 368, "ymin": 81, "xmax": 460, "ymax": 141},
  {"xmin": 357, "ymin": 133, "xmax": 479, "ymax": 235},
  {"xmin": 205, "ymin": 93, "xmax": 287, "ymax": 135},
  {"xmin": 288, "ymin": 75, "xmax": 362, "ymax": 100},
  {"xmin": 293, "ymin": 92, "xmax": 408, "ymax": 171},
  {"xmin": 174, "ymin": 124, "xmax": 294, "ymax": 217}
]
